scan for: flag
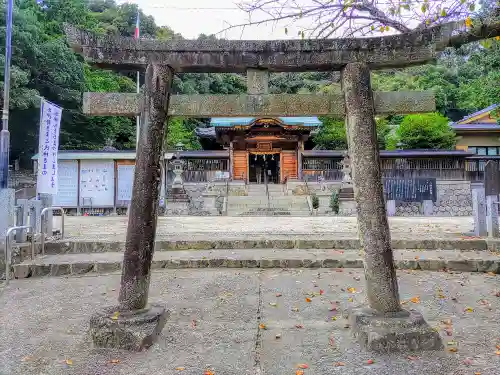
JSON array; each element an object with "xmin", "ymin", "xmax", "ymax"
[{"xmin": 134, "ymin": 11, "xmax": 140, "ymax": 39}]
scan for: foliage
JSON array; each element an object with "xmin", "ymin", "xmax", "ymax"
[
  {"xmin": 389, "ymin": 113, "xmax": 457, "ymax": 150},
  {"xmin": 329, "ymin": 191, "xmax": 339, "ymax": 215},
  {"xmin": 165, "ymin": 118, "xmax": 201, "ymax": 151},
  {"xmin": 313, "ymin": 117, "xmax": 391, "ymax": 150},
  {"xmin": 311, "ymin": 194, "xmax": 319, "ymax": 210},
  {"xmin": 230, "ymin": 0, "xmax": 496, "ymax": 38}
]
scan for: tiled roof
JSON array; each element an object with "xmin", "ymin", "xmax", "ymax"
[
  {"xmin": 452, "ymin": 104, "xmax": 499, "ymax": 125},
  {"xmin": 210, "ymin": 117, "xmax": 322, "ymax": 127}
]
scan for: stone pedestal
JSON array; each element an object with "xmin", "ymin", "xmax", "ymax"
[
  {"xmin": 89, "ymin": 304, "xmax": 169, "ymax": 351},
  {"xmin": 0, "ymin": 188, "xmax": 14, "ymax": 240},
  {"xmin": 386, "ymin": 200, "xmax": 396, "ymax": 217},
  {"xmin": 202, "ymin": 191, "xmax": 220, "ymax": 215},
  {"xmin": 39, "ymin": 193, "xmax": 53, "ymax": 235},
  {"xmin": 486, "ymin": 195, "xmax": 499, "ymax": 238},
  {"xmin": 349, "ymin": 308, "xmax": 443, "ymax": 352},
  {"xmin": 472, "ymin": 185, "xmax": 487, "ymax": 236},
  {"xmin": 422, "ymin": 200, "xmax": 433, "ymax": 216},
  {"xmin": 15, "ymin": 199, "xmax": 29, "ymax": 242}
]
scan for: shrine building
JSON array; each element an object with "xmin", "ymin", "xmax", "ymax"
[{"xmin": 195, "ymin": 117, "xmax": 322, "ymax": 183}]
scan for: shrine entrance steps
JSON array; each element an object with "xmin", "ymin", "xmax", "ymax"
[
  {"xmin": 227, "ymin": 184, "xmax": 311, "ymax": 216},
  {"xmin": 12, "ymin": 237, "xmax": 500, "ymax": 279}
]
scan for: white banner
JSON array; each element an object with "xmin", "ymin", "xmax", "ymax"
[{"xmin": 36, "ymin": 99, "xmax": 62, "ymax": 194}]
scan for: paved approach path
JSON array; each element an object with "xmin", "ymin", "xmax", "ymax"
[
  {"xmin": 1, "ymin": 269, "xmax": 499, "ymax": 375},
  {"xmin": 57, "ymin": 216, "xmax": 475, "ymax": 241}
]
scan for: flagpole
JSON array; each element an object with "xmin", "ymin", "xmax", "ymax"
[
  {"xmin": 135, "ymin": 71, "xmax": 140, "ymax": 150},
  {"xmin": 0, "ymin": 0, "xmax": 14, "ymax": 189},
  {"xmin": 135, "ymin": 10, "xmax": 140, "ymax": 151}
]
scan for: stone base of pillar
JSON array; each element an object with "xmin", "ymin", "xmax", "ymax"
[
  {"xmin": 349, "ymin": 307, "xmax": 442, "ymax": 352},
  {"xmin": 89, "ymin": 304, "xmax": 169, "ymax": 351}
]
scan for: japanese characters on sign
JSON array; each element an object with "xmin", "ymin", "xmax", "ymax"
[{"xmin": 36, "ymin": 99, "xmax": 62, "ymax": 194}]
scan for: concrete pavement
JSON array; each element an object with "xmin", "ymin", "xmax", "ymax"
[{"xmin": 1, "ymin": 268, "xmax": 499, "ymax": 375}]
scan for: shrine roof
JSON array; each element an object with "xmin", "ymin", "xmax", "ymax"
[{"xmin": 210, "ymin": 117, "xmax": 322, "ymax": 127}]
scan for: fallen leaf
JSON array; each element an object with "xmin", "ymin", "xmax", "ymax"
[
  {"xmin": 464, "ymin": 307, "xmax": 474, "ymax": 312},
  {"xmin": 276, "ymin": 293, "xmax": 282, "ymax": 297},
  {"xmin": 415, "ymin": 256, "xmax": 420, "ymax": 260},
  {"xmin": 447, "ymin": 341, "xmax": 457, "ymax": 346},
  {"xmin": 441, "ymin": 319, "xmax": 452, "ymax": 325},
  {"xmin": 275, "ymin": 333, "xmax": 281, "ymax": 339},
  {"xmin": 407, "ymin": 356, "xmax": 418, "ymax": 360},
  {"xmin": 347, "ymin": 287, "xmax": 356, "ymax": 293},
  {"xmin": 259, "ymin": 323, "xmax": 267, "ymax": 330},
  {"xmin": 495, "ymin": 291, "xmax": 500, "ymax": 297},
  {"xmin": 329, "ymin": 336, "xmax": 335, "ymax": 346},
  {"xmin": 496, "ymin": 344, "xmax": 500, "ymax": 349},
  {"xmin": 444, "ymin": 328, "xmax": 453, "ymax": 336},
  {"xmin": 109, "ymin": 359, "xmax": 120, "ymax": 364},
  {"xmin": 400, "ymin": 300, "xmax": 408, "ymax": 305},
  {"xmin": 496, "ymin": 351, "xmax": 500, "ymax": 355},
  {"xmin": 448, "ymin": 347, "xmax": 458, "ymax": 352},
  {"xmin": 296, "ymin": 370, "xmax": 304, "ymax": 375},
  {"xmin": 305, "ymin": 297, "xmax": 312, "ymax": 303},
  {"xmin": 297, "ymin": 364, "xmax": 309, "ymax": 369},
  {"xmin": 331, "ymin": 316, "xmax": 337, "ymax": 321},
  {"xmin": 353, "ymin": 276, "xmax": 361, "ymax": 281},
  {"xmin": 65, "ymin": 359, "xmax": 73, "ymax": 366},
  {"xmin": 295, "ymin": 324, "xmax": 304, "ymax": 329},
  {"xmin": 269, "ymin": 302, "xmax": 277, "ymax": 307},
  {"xmin": 474, "ymin": 372, "xmax": 481, "ymax": 375},
  {"xmin": 21, "ymin": 356, "xmax": 32, "ymax": 362},
  {"xmin": 320, "ymin": 289, "xmax": 324, "ymax": 295},
  {"xmin": 191, "ymin": 320, "xmax": 197, "ymax": 328},
  {"xmin": 335, "ymin": 269, "xmax": 344, "ymax": 273},
  {"xmin": 204, "ymin": 370, "xmax": 215, "ymax": 375},
  {"xmin": 334, "ymin": 362, "xmax": 345, "ymax": 367},
  {"xmin": 175, "ymin": 367, "xmax": 186, "ymax": 371},
  {"xmin": 111, "ymin": 311, "xmax": 120, "ymax": 320},
  {"xmin": 463, "ymin": 358, "xmax": 473, "ymax": 365},
  {"xmin": 487, "ymin": 272, "xmax": 496, "ymax": 276},
  {"xmin": 367, "ymin": 359, "xmax": 374, "ymax": 364},
  {"xmin": 291, "ymin": 307, "xmax": 299, "ymax": 312},
  {"xmin": 348, "ymin": 297, "xmax": 353, "ymax": 302},
  {"xmin": 344, "ymin": 324, "xmax": 350, "ymax": 329},
  {"xmin": 410, "ymin": 296, "xmax": 420, "ymax": 304}
]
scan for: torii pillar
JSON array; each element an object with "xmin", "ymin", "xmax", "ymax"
[
  {"xmin": 89, "ymin": 63, "xmax": 173, "ymax": 351},
  {"xmin": 343, "ymin": 62, "xmax": 442, "ymax": 351}
]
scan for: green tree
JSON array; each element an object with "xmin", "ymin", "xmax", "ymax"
[
  {"xmin": 313, "ymin": 117, "xmax": 391, "ymax": 150},
  {"xmin": 165, "ymin": 118, "xmax": 201, "ymax": 150},
  {"xmin": 390, "ymin": 113, "xmax": 456, "ymax": 150}
]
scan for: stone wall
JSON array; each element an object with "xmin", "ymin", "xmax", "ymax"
[
  {"xmin": 394, "ymin": 180, "xmax": 472, "ymax": 217},
  {"xmin": 287, "ymin": 179, "xmax": 472, "ymax": 217}
]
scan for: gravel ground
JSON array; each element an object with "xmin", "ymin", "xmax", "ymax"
[
  {"xmin": 1, "ymin": 268, "xmax": 499, "ymax": 375},
  {"xmin": 56, "ymin": 216, "xmax": 475, "ymax": 241}
]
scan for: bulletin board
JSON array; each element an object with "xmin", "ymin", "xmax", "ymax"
[
  {"xmin": 117, "ymin": 164, "xmax": 135, "ymax": 206},
  {"xmin": 53, "ymin": 160, "xmax": 78, "ymax": 207},
  {"xmin": 79, "ymin": 160, "xmax": 115, "ymax": 207}
]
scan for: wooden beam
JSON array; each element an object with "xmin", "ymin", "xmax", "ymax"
[{"xmin": 83, "ymin": 91, "xmax": 435, "ymax": 117}]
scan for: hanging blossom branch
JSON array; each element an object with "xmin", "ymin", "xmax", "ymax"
[{"xmin": 219, "ymin": 0, "xmax": 499, "ymax": 39}]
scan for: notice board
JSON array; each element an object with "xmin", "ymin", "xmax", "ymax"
[
  {"xmin": 117, "ymin": 164, "xmax": 135, "ymax": 206},
  {"xmin": 53, "ymin": 160, "xmax": 78, "ymax": 207},
  {"xmin": 79, "ymin": 160, "xmax": 115, "ymax": 207}
]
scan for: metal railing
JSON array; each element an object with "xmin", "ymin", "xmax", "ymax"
[
  {"xmin": 4, "ymin": 225, "xmax": 35, "ymax": 286},
  {"xmin": 40, "ymin": 207, "xmax": 65, "ymax": 257}
]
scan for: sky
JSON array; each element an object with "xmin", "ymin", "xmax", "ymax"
[{"xmin": 118, "ymin": 0, "xmax": 312, "ymax": 40}]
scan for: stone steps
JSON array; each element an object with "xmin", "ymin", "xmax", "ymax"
[
  {"xmin": 41, "ymin": 236, "xmax": 497, "ymax": 254},
  {"xmin": 12, "ymin": 248, "xmax": 500, "ymax": 279}
]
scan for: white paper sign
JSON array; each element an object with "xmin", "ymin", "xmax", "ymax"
[
  {"xmin": 117, "ymin": 164, "xmax": 135, "ymax": 202},
  {"xmin": 36, "ymin": 99, "xmax": 62, "ymax": 194}
]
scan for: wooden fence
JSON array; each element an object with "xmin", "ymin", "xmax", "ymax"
[{"xmin": 303, "ymin": 156, "xmax": 470, "ymax": 181}]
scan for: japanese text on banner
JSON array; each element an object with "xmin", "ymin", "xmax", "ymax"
[{"xmin": 36, "ymin": 99, "xmax": 62, "ymax": 194}]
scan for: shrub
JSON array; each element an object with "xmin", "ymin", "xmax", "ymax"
[
  {"xmin": 329, "ymin": 191, "xmax": 340, "ymax": 214},
  {"xmin": 311, "ymin": 195, "xmax": 319, "ymax": 210}
]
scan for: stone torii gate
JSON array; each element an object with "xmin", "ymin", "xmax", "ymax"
[{"xmin": 64, "ymin": 21, "xmax": 496, "ymax": 352}]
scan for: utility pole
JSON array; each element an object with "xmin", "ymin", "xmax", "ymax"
[{"xmin": 0, "ymin": 0, "xmax": 15, "ymax": 238}]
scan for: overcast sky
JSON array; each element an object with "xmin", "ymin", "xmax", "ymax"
[{"xmin": 119, "ymin": 0, "xmax": 311, "ymax": 40}]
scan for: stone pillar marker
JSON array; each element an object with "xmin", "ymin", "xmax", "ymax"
[
  {"xmin": 89, "ymin": 63, "xmax": 173, "ymax": 351},
  {"xmin": 471, "ymin": 183, "xmax": 487, "ymax": 236},
  {"xmin": 486, "ymin": 195, "xmax": 499, "ymax": 238},
  {"xmin": 342, "ymin": 62, "xmax": 441, "ymax": 352}
]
